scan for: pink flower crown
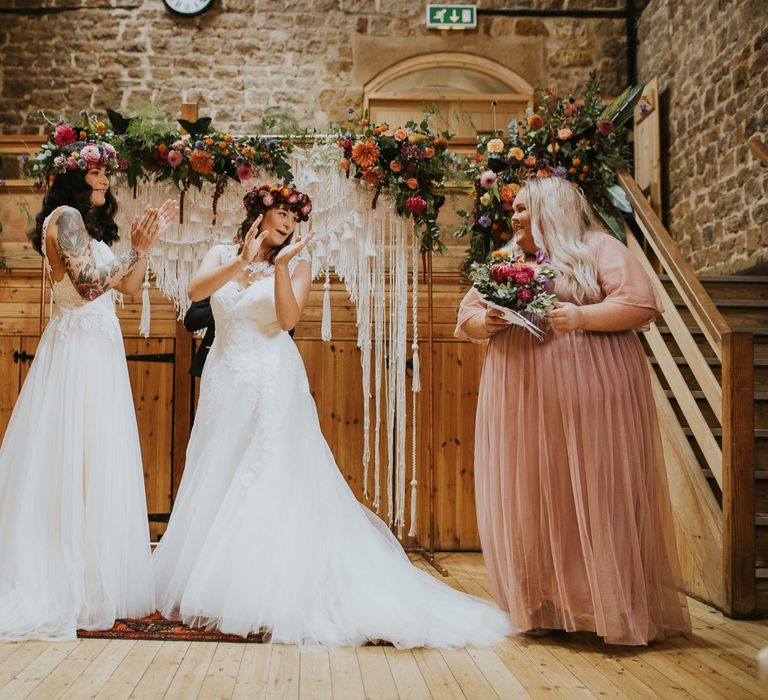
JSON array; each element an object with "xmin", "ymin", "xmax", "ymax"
[
  {"xmin": 243, "ymin": 183, "xmax": 312, "ymax": 222},
  {"xmin": 52, "ymin": 140, "xmax": 120, "ymax": 175}
]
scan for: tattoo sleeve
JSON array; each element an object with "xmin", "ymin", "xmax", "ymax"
[{"xmin": 54, "ymin": 208, "xmax": 141, "ymax": 301}]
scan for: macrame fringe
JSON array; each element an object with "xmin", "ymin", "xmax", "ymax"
[
  {"xmin": 321, "ymin": 269, "xmax": 332, "ymax": 341},
  {"xmin": 139, "ymin": 266, "xmax": 151, "ymax": 339},
  {"xmin": 110, "ymin": 145, "xmax": 419, "ymax": 538}
]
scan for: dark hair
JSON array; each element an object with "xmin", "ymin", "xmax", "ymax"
[
  {"xmin": 236, "ymin": 204, "xmax": 294, "ymax": 265},
  {"xmin": 28, "ymin": 170, "xmax": 119, "ymax": 255}
]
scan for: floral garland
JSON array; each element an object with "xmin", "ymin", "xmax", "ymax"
[
  {"xmin": 455, "ymin": 72, "xmax": 643, "ymax": 274},
  {"xmin": 337, "ymin": 111, "xmax": 453, "ymax": 253}
]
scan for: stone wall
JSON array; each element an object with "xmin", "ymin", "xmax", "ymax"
[
  {"xmin": 0, "ymin": 0, "xmax": 627, "ymax": 134},
  {"xmin": 637, "ymin": 0, "xmax": 768, "ymax": 273}
]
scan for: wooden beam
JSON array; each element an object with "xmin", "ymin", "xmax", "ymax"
[
  {"xmin": 170, "ymin": 102, "xmax": 199, "ymax": 502},
  {"xmin": 747, "ymin": 136, "xmax": 768, "ymax": 166},
  {"xmin": 722, "ymin": 330, "xmax": 755, "ymax": 617}
]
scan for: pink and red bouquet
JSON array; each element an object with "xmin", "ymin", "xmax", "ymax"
[{"xmin": 469, "ymin": 249, "xmax": 557, "ymax": 315}]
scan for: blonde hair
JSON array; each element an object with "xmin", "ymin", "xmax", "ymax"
[{"xmin": 512, "ymin": 176, "xmax": 604, "ymax": 304}]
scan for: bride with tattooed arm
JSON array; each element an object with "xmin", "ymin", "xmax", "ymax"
[{"xmin": 0, "ymin": 138, "xmax": 176, "ymax": 641}]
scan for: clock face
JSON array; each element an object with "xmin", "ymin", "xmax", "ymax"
[{"xmin": 163, "ymin": 0, "xmax": 213, "ymax": 17}]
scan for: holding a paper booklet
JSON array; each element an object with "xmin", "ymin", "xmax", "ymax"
[{"xmin": 454, "ymin": 176, "xmax": 691, "ymax": 645}]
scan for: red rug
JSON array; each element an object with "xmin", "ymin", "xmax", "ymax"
[
  {"xmin": 76, "ymin": 612, "xmax": 390, "ymax": 645},
  {"xmin": 77, "ymin": 612, "xmax": 268, "ymax": 643}
]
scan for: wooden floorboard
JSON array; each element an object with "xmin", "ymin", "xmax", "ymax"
[{"xmin": 0, "ymin": 554, "xmax": 766, "ymax": 699}]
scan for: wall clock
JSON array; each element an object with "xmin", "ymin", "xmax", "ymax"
[{"xmin": 163, "ymin": 0, "xmax": 214, "ymax": 17}]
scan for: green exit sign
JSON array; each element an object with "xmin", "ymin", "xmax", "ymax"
[{"xmin": 426, "ymin": 4, "xmax": 477, "ymax": 30}]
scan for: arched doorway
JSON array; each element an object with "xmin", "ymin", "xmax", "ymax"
[{"xmin": 363, "ymin": 52, "xmax": 534, "ymax": 152}]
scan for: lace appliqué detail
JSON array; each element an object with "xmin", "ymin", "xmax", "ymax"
[{"xmin": 52, "ymin": 309, "xmax": 120, "ymax": 342}]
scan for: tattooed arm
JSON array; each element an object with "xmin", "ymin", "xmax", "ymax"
[{"xmin": 52, "ymin": 207, "xmax": 155, "ymax": 302}]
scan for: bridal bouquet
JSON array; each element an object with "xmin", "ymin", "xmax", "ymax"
[{"xmin": 469, "ymin": 250, "xmax": 558, "ymax": 336}]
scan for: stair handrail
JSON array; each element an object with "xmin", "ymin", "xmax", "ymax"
[{"xmin": 618, "ymin": 171, "xmax": 755, "ymax": 617}]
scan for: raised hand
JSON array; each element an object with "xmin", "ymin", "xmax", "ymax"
[
  {"xmin": 239, "ymin": 215, "xmax": 267, "ymax": 263},
  {"xmin": 275, "ymin": 229, "xmax": 315, "ymax": 267},
  {"xmin": 157, "ymin": 198, "xmax": 179, "ymax": 235},
  {"xmin": 130, "ymin": 207, "xmax": 161, "ymax": 254}
]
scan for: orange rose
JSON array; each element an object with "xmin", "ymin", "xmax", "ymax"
[
  {"xmin": 362, "ymin": 168, "xmax": 381, "ymax": 186},
  {"xmin": 406, "ymin": 178, "xmax": 418, "ymax": 190},
  {"xmin": 361, "ymin": 118, "xmax": 369, "ymax": 126},
  {"xmin": 219, "ymin": 141, "xmax": 227, "ymax": 149},
  {"xmin": 394, "ymin": 128, "xmax": 408, "ymax": 141},
  {"xmin": 373, "ymin": 128, "xmax": 381, "ymax": 136},
  {"xmin": 499, "ymin": 183, "xmax": 520, "ymax": 202},
  {"xmin": 205, "ymin": 138, "xmax": 214, "ymax": 145},
  {"xmin": 524, "ymin": 155, "xmax": 537, "ymax": 167},
  {"xmin": 340, "ymin": 157, "xmax": 350, "ymax": 171},
  {"xmin": 527, "ymin": 114, "xmax": 544, "ymax": 129},
  {"xmin": 96, "ymin": 122, "xmax": 105, "ymax": 134},
  {"xmin": 158, "ymin": 143, "xmax": 167, "ymax": 153},
  {"xmin": 79, "ymin": 130, "xmax": 87, "ymax": 139},
  {"xmin": 280, "ymin": 186, "xmax": 292, "ymax": 198},
  {"xmin": 390, "ymin": 160, "xmax": 402, "ymax": 173},
  {"xmin": 423, "ymin": 146, "xmax": 435, "ymax": 159},
  {"xmin": 573, "ymin": 158, "xmax": 581, "ymax": 166},
  {"xmin": 508, "ymin": 147, "xmax": 524, "ymax": 161},
  {"xmin": 224, "ymin": 134, "xmax": 233, "ymax": 142}
]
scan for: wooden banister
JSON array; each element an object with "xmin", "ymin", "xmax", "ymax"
[
  {"xmin": 620, "ymin": 171, "xmax": 755, "ymax": 618},
  {"xmin": 618, "ymin": 171, "xmax": 730, "ymax": 359}
]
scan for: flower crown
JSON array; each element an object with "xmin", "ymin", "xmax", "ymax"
[
  {"xmin": 24, "ymin": 119, "xmax": 122, "ymax": 186},
  {"xmin": 243, "ymin": 183, "xmax": 312, "ymax": 222}
]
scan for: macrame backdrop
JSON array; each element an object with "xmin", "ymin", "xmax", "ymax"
[{"xmin": 112, "ymin": 144, "xmax": 421, "ymax": 538}]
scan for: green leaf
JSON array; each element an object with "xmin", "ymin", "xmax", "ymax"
[
  {"xmin": 593, "ymin": 203, "xmax": 627, "ymax": 243},
  {"xmin": 599, "ymin": 84, "xmax": 644, "ymax": 127},
  {"xmin": 606, "ymin": 183, "xmax": 632, "ymax": 213}
]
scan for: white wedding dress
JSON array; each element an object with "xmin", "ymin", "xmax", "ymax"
[
  {"xmin": 0, "ymin": 206, "xmax": 155, "ymax": 641},
  {"xmin": 154, "ymin": 244, "xmax": 512, "ymax": 647}
]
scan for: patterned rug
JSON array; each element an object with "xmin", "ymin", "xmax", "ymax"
[
  {"xmin": 76, "ymin": 613, "xmax": 391, "ymax": 645},
  {"xmin": 77, "ymin": 613, "xmax": 268, "ymax": 643}
]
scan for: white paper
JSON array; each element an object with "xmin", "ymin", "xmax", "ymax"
[{"xmin": 482, "ymin": 297, "xmax": 545, "ymax": 342}]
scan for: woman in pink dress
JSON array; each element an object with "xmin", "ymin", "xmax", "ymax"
[{"xmin": 455, "ymin": 176, "xmax": 691, "ymax": 645}]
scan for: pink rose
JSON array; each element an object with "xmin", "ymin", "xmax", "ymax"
[
  {"xmin": 557, "ymin": 128, "xmax": 573, "ymax": 141},
  {"xmin": 53, "ymin": 125, "xmax": 76, "ymax": 147},
  {"xmin": 517, "ymin": 288, "xmax": 534, "ymax": 302},
  {"xmin": 167, "ymin": 149, "xmax": 183, "ymax": 167},
  {"xmin": 597, "ymin": 120, "xmax": 614, "ymax": 137},
  {"xmin": 406, "ymin": 195, "xmax": 427, "ymax": 215},
  {"xmin": 262, "ymin": 192, "xmax": 274, "ymax": 206},
  {"xmin": 236, "ymin": 164, "xmax": 253, "ymax": 181},
  {"xmin": 479, "ymin": 170, "xmax": 497, "ymax": 189},
  {"xmin": 79, "ymin": 144, "xmax": 101, "ymax": 165}
]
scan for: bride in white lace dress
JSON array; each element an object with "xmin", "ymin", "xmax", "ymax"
[
  {"xmin": 0, "ymin": 145, "xmax": 175, "ymax": 641},
  {"xmin": 154, "ymin": 184, "xmax": 512, "ymax": 647}
]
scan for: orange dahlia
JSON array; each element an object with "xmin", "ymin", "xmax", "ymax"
[
  {"xmin": 189, "ymin": 149, "xmax": 214, "ymax": 174},
  {"xmin": 351, "ymin": 139, "xmax": 380, "ymax": 168}
]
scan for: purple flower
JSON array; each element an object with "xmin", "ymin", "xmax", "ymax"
[
  {"xmin": 18, "ymin": 154, "xmax": 29, "ymax": 163},
  {"xmin": 267, "ymin": 140, "xmax": 277, "ymax": 151},
  {"xmin": 195, "ymin": 140, "xmax": 205, "ymax": 149},
  {"xmin": 235, "ymin": 155, "xmax": 245, "ymax": 165},
  {"xmin": 56, "ymin": 115, "xmax": 65, "ymax": 125},
  {"xmin": 536, "ymin": 276, "xmax": 551, "ymax": 287},
  {"xmin": 553, "ymin": 166, "xmax": 568, "ymax": 177},
  {"xmin": 259, "ymin": 136, "xmax": 268, "ymax": 143},
  {"xmin": 346, "ymin": 106, "xmax": 356, "ymax": 117},
  {"xmin": 479, "ymin": 170, "xmax": 497, "ymax": 189},
  {"xmin": 535, "ymin": 250, "xmax": 550, "ymax": 264},
  {"xmin": 478, "ymin": 215, "xmax": 492, "ymax": 229}
]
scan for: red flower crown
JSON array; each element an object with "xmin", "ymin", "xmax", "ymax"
[{"xmin": 243, "ymin": 183, "xmax": 312, "ymax": 222}]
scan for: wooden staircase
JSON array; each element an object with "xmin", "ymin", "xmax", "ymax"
[
  {"xmin": 619, "ymin": 172, "xmax": 757, "ymax": 617},
  {"xmin": 647, "ymin": 275, "xmax": 768, "ymax": 613}
]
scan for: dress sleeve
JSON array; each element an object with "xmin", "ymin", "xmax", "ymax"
[
  {"xmin": 594, "ymin": 233, "xmax": 664, "ymax": 316},
  {"xmin": 454, "ymin": 286, "xmax": 488, "ymax": 343}
]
